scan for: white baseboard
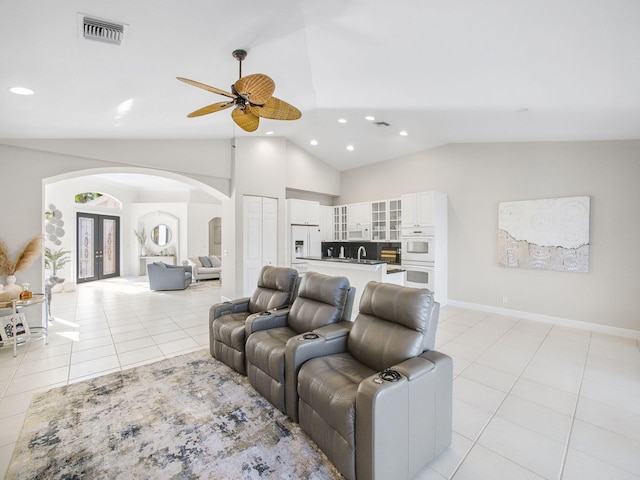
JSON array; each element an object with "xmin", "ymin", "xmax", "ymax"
[{"xmin": 447, "ymin": 299, "xmax": 640, "ymax": 340}]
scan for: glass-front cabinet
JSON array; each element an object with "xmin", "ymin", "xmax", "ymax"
[
  {"xmin": 371, "ymin": 201, "xmax": 387, "ymax": 241},
  {"xmin": 389, "ymin": 198, "xmax": 402, "ymax": 240},
  {"xmin": 333, "ymin": 205, "xmax": 348, "ymax": 241},
  {"xmin": 370, "ymin": 199, "xmax": 401, "ymax": 241}
]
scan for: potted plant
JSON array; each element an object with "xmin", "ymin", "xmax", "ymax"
[{"xmin": 44, "ymin": 247, "xmax": 71, "ymax": 277}]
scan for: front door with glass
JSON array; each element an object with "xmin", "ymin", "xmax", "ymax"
[{"xmin": 77, "ymin": 213, "xmax": 120, "ymax": 283}]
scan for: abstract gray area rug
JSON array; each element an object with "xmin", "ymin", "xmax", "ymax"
[{"xmin": 8, "ymin": 350, "xmax": 343, "ymax": 479}]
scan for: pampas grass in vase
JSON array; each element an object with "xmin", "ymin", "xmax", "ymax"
[{"xmin": 0, "ymin": 236, "xmax": 44, "ymax": 299}]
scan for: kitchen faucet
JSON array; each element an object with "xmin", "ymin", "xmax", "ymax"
[{"xmin": 357, "ymin": 245, "xmax": 366, "ymax": 261}]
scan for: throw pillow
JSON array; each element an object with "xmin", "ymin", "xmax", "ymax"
[
  {"xmin": 189, "ymin": 257, "xmax": 202, "ymax": 267},
  {"xmin": 209, "ymin": 255, "xmax": 221, "ymax": 267},
  {"xmin": 199, "ymin": 256, "xmax": 212, "ymax": 268}
]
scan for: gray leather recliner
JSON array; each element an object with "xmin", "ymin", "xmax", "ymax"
[
  {"xmin": 210, "ymin": 266, "xmax": 298, "ymax": 374},
  {"xmin": 244, "ymin": 271, "xmax": 355, "ymax": 416},
  {"xmin": 296, "ymin": 281, "xmax": 453, "ymax": 480}
]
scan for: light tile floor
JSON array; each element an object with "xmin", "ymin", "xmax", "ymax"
[{"xmin": 1, "ymin": 278, "xmax": 639, "ymax": 479}]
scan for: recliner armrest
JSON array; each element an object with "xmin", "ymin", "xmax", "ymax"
[
  {"xmin": 245, "ymin": 308, "xmax": 290, "ymax": 335},
  {"xmin": 392, "ymin": 355, "xmax": 435, "ymax": 381},
  {"xmin": 209, "ymin": 297, "xmax": 250, "ymax": 321},
  {"xmin": 313, "ymin": 321, "xmax": 352, "ymax": 341},
  {"xmin": 284, "ymin": 322, "xmax": 352, "ymax": 422}
]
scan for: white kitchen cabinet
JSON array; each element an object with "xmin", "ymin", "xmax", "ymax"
[
  {"xmin": 287, "ymin": 199, "xmax": 320, "ymax": 225},
  {"xmin": 401, "ymin": 192, "xmax": 436, "ymax": 227},
  {"xmin": 320, "ymin": 205, "xmax": 333, "ymax": 241},
  {"xmin": 333, "ymin": 205, "xmax": 347, "ymax": 241},
  {"xmin": 346, "ymin": 202, "xmax": 371, "ymax": 240},
  {"xmin": 371, "ymin": 198, "xmax": 402, "ymax": 241},
  {"xmin": 371, "ymin": 201, "xmax": 387, "ymax": 241},
  {"xmin": 389, "ymin": 198, "xmax": 402, "ymax": 240}
]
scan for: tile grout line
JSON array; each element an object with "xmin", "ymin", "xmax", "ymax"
[
  {"xmin": 557, "ymin": 330, "xmax": 592, "ymax": 479},
  {"xmin": 448, "ymin": 317, "xmax": 557, "ymax": 479}
]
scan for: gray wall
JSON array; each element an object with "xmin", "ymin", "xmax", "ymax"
[{"xmin": 339, "ymin": 140, "xmax": 640, "ymax": 333}]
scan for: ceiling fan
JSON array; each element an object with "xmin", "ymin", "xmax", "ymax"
[{"xmin": 177, "ymin": 49, "xmax": 302, "ymax": 132}]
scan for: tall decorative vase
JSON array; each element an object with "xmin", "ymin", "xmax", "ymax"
[
  {"xmin": 4, "ymin": 275, "xmax": 23, "ymax": 299},
  {"xmin": 141, "ymin": 246, "xmax": 148, "ymax": 256}
]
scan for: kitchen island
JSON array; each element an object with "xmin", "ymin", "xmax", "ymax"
[{"xmin": 299, "ymin": 257, "xmax": 405, "ymax": 319}]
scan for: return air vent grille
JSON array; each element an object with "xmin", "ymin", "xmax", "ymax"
[{"xmin": 82, "ymin": 16, "xmax": 124, "ymax": 45}]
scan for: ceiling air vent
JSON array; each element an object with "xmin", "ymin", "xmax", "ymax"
[
  {"xmin": 373, "ymin": 121, "xmax": 390, "ymax": 127},
  {"xmin": 81, "ymin": 16, "xmax": 124, "ymax": 45}
]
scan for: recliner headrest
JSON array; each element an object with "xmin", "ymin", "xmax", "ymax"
[
  {"xmin": 358, "ymin": 281, "xmax": 433, "ymax": 334},
  {"xmin": 257, "ymin": 265, "xmax": 298, "ymax": 293}
]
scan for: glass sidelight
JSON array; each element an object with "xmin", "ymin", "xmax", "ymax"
[{"xmin": 77, "ymin": 213, "xmax": 120, "ymax": 283}]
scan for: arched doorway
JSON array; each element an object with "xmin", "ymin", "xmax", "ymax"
[
  {"xmin": 209, "ymin": 217, "xmax": 222, "ymax": 257},
  {"xmin": 43, "ymin": 167, "xmax": 228, "ymax": 285}
]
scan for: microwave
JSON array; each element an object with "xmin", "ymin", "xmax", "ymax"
[{"xmin": 347, "ymin": 228, "xmax": 370, "ymax": 240}]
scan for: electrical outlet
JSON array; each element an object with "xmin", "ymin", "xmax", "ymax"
[{"xmin": 502, "ymin": 296, "xmax": 508, "ymax": 304}]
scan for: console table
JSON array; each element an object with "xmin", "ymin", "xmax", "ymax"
[
  {"xmin": 0, "ymin": 294, "xmax": 46, "ymax": 357},
  {"xmin": 139, "ymin": 255, "xmax": 177, "ymax": 275}
]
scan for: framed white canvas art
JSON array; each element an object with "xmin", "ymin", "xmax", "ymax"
[{"xmin": 497, "ymin": 196, "xmax": 590, "ymax": 273}]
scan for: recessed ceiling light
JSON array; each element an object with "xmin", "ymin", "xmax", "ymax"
[
  {"xmin": 265, "ymin": 131, "xmax": 274, "ymax": 135},
  {"xmin": 399, "ymin": 130, "xmax": 408, "ymax": 136},
  {"xmin": 346, "ymin": 145, "xmax": 354, "ymax": 151},
  {"xmin": 9, "ymin": 86, "xmax": 34, "ymax": 95},
  {"xmin": 310, "ymin": 139, "xmax": 318, "ymax": 146},
  {"xmin": 365, "ymin": 116, "xmax": 375, "ymax": 121},
  {"xmin": 338, "ymin": 118, "xmax": 347, "ymax": 124}
]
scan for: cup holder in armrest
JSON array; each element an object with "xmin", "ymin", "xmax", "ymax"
[
  {"xmin": 299, "ymin": 333, "xmax": 319, "ymax": 341},
  {"xmin": 378, "ymin": 369, "xmax": 402, "ymax": 382},
  {"xmin": 259, "ymin": 311, "xmax": 272, "ymax": 316}
]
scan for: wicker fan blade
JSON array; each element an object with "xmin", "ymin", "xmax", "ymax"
[
  {"xmin": 176, "ymin": 77, "xmax": 236, "ymax": 99},
  {"xmin": 231, "ymin": 108, "xmax": 260, "ymax": 132},
  {"xmin": 187, "ymin": 101, "xmax": 234, "ymax": 118},
  {"xmin": 234, "ymin": 74, "xmax": 275, "ymax": 105},
  {"xmin": 248, "ymin": 97, "xmax": 302, "ymax": 120}
]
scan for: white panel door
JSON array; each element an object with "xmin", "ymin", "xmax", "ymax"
[
  {"xmin": 243, "ymin": 196, "xmax": 263, "ymax": 296},
  {"xmin": 262, "ymin": 197, "xmax": 278, "ymax": 267},
  {"xmin": 243, "ymin": 195, "xmax": 278, "ymax": 296}
]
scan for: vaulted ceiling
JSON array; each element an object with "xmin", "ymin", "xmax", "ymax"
[{"xmin": 2, "ymin": 0, "xmax": 639, "ymax": 171}]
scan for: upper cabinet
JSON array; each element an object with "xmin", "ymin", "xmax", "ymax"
[
  {"xmin": 401, "ymin": 192, "xmax": 435, "ymax": 227},
  {"xmin": 371, "ymin": 198, "xmax": 402, "ymax": 241},
  {"xmin": 347, "ymin": 202, "xmax": 371, "ymax": 240},
  {"xmin": 287, "ymin": 199, "xmax": 320, "ymax": 225},
  {"xmin": 333, "ymin": 205, "xmax": 348, "ymax": 241},
  {"xmin": 320, "ymin": 205, "xmax": 334, "ymax": 241},
  {"xmin": 401, "ymin": 191, "xmax": 447, "ymax": 229},
  {"xmin": 388, "ymin": 198, "xmax": 402, "ymax": 240},
  {"xmin": 371, "ymin": 201, "xmax": 387, "ymax": 241}
]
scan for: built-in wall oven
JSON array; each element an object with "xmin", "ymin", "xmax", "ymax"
[
  {"xmin": 401, "ymin": 226, "xmax": 436, "ymax": 291},
  {"xmin": 401, "ymin": 226, "xmax": 435, "ymax": 263},
  {"xmin": 402, "ymin": 262, "xmax": 434, "ymax": 291}
]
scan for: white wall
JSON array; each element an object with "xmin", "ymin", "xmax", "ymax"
[
  {"xmin": 188, "ymin": 203, "xmax": 222, "ymax": 256},
  {"xmin": 2, "ymin": 139, "xmax": 233, "ymax": 195},
  {"xmin": 339, "ymin": 140, "xmax": 640, "ymax": 333},
  {"xmin": 285, "ymin": 141, "xmax": 341, "ymax": 196}
]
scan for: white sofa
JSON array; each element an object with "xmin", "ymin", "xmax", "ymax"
[{"xmin": 187, "ymin": 255, "xmax": 222, "ymax": 281}]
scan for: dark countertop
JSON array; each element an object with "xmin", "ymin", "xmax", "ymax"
[{"xmin": 297, "ymin": 256, "xmax": 387, "ymax": 266}]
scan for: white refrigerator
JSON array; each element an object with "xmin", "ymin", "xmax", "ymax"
[{"xmin": 291, "ymin": 225, "xmax": 322, "ymax": 271}]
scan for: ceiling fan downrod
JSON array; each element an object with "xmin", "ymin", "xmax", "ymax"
[{"xmin": 232, "ymin": 49, "xmax": 247, "ymax": 78}]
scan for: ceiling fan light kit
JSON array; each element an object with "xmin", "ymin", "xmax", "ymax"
[{"xmin": 177, "ymin": 49, "xmax": 301, "ymax": 132}]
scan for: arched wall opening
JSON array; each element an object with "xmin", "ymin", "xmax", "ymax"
[{"xmin": 43, "ymin": 167, "xmax": 229, "ymax": 284}]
